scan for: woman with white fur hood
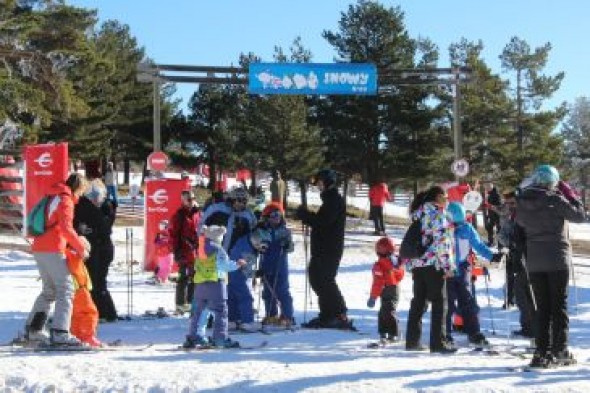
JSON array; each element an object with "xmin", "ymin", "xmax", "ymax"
[{"xmin": 73, "ymin": 178, "xmax": 118, "ymax": 322}]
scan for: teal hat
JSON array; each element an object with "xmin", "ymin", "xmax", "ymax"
[{"xmin": 532, "ymin": 165, "xmax": 560, "ymax": 188}]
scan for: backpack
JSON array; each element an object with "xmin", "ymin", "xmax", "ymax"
[
  {"xmin": 399, "ymin": 216, "xmax": 429, "ymax": 260},
  {"xmin": 27, "ymin": 196, "xmax": 54, "ymax": 236}
]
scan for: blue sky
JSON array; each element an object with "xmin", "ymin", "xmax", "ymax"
[{"xmin": 68, "ymin": 0, "xmax": 588, "ymax": 112}]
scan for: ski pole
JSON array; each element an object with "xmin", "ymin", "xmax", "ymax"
[
  {"xmin": 502, "ymin": 253, "xmax": 512, "ymax": 344},
  {"xmin": 303, "ymin": 222, "xmax": 310, "ymax": 324},
  {"xmin": 267, "ymin": 246, "xmax": 285, "ymax": 318},
  {"xmin": 483, "ymin": 269, "xmax": 496, "ymax": 335},
  {"xmin": 570, "ymin": 257, "xmax": 579, "ymax": 316}
]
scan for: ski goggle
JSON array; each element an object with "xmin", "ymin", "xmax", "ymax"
[{"xmin": 269, "ymin": 210, "xmax": 282, "ymax": 220}]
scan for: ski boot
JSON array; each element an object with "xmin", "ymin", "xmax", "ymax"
[
  {"xmin": 529, "ymin": 350, "xmax": 554, "ymax": 368},
  {"xmin": 552, "ymin": 349, "xmax": 577, "ymax": 366},
  {"xmin": 182, "ymin": 335, "xmax": 210, "ymax": 349},
  {"xmin": 213, "ymin": 337, "xmax": 240, "ymax": 349},
  {"xmin": 50, "ymin": 329, "xmax": 83, "ymax": 347},
  {"xmin": 469, "ymin": 332, "xmax": 489, "ymax": 347}
]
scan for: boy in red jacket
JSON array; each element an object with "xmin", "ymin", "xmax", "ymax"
[{"xmin": 367, "ymin": 237, "xmax": 405, "ymax": 343}]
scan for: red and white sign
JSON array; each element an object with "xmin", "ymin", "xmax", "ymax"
[
  {"xmin": 451, "ymin": 159, "xmax": 470, "ymax": 178},
  {"xmin": 147, "ymin": 151, "xmax": 168, "ymax": 172},
  {"xmin": 144, "ymin": 178, "xmax": 190, "ymax": 271},
  {"xmin": 23, "ymin": 143, "xmax": 69, "ymax": 223}
]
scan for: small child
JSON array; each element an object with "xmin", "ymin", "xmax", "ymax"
[
  {"xmin": 154, "ymin": 220, "xmax": 173, "ymax": 283},
  {"xmin": 446, "ymin": 202, "xmax": 502, "ymax": 347},
  {"xmin": 228, "ymin": 228, "xmax": 271, "ymax": 331},
  {"xmin": 67, "ymin": 249, "xmax": 101, "ymax": 347},
  {"xmin": 367, "ymin": 237, "xmax": 404, "ymax": 343},
  {"xmin": 258, "ymin": 203, "xmax": 295, "ymax": 327},
  {"xmin": 183, "ymin": 225, "xmax": 246, "ymax": 349}
]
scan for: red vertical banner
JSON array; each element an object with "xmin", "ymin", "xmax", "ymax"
[
  {"xmin": 23, "ymin": 143, "xmax": 69, "ymax": 223},
  {"xmin": 144, "ymin": 178, "xmax": 190, "ymax": 271}
]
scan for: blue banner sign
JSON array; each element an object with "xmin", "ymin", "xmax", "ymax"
[{"xmin": 248, "ymin": 63, "xmax": 377, "ymax": 95}]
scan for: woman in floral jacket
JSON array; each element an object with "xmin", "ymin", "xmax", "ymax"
[{"xmin": 405, "ymin": 185, "xmax": 456, "ymax": 354}]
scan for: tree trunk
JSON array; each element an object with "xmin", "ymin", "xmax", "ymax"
[
  {"xmin": 249, "ymin": 168, "xmax": 257, "ymax": 195},
  {"xmin": 123, "ymin": 156, "xmax": 130, "ymax": 185},
  {"xmin": 342, "ymin": 177, "xmax": 349, "ymax": 208},
  {"xmin": 298, "ymin": 179, "xmax": 307, "ymax": 208}
]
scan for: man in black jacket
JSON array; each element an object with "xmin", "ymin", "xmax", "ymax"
[
  {"xmin": 297, "ymin": 169, "xmax": 351, "ymax": 329},
  {"xmin": 516, "ymin": 165, "xmax": 586, "ymax": 368}
]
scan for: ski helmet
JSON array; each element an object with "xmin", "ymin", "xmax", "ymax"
[
  {"xmin": 230, "ymin": 187, "xmax": 249, "ymax": 201},
  {"xmin": 375, "ymin": 237, "xmax": 395, "ymax": 256},
  {"xmin": 532, "ymin": 164, "xmax": 560, "ymax": 188},
  {"xmin": 447, "ymin": 202, "xmax": 466, "ymax": 224},
  {"xmin": 315, "ymin": 169, "xmax": 338, "ymax": 188}
]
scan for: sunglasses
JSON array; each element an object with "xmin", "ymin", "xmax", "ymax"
[{"xmin": 234, "ymin": 198, "xmax": 247, "ymax": 203}]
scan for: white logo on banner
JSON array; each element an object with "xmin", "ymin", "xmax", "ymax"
[
  {"xmin": 34, "ymin": 152, "xmax": 53, "ymax": 168},
  {"xmin": 149, "ymin": 189, "xmax": 168, "ymax": 205}
]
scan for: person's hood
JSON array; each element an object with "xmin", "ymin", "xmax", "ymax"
[
  {"xmin": 320, "ymin": 186, "xmax": 338, "ymax": 200},
  {"xmin": 49, "ymin": 182, "xmax": 77, "ymax": 203},
  {"xmin": 517, "ymin": 186, "xmax": 552, "ymax": 212}
]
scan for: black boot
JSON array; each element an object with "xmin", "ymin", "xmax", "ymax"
[
  {"xmin": 552, "ymin": 349, "xmax": 577, "ymax": 366},
  {"xmin": 25, "ymin": 312, "xmax": 48, "ymax": 342}
]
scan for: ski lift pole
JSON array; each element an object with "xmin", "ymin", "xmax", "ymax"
[
  {"xmin": 299, "ymin": 178, "xmax": 312, "ymax": 324},
  {"xmin": 126, "ymin": 228, "xmax": 131, "ymax": 319},
  {"xmin": 130, "ymin": 227, "xmax": 134, "ymax": 317}
]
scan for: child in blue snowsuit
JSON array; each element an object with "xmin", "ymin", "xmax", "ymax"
[
  {"xmin": 258, "ymin": 205, "xmax": 295, "ymax": 326},
  {"xmin": 183, "ymin": 225, "xmax": 245, "ymax": 348},
  {"xmin": 228, "ymin": 228, "xmax": 271, "ymax": 330},
  {"xmin": 446, "ymin": 202, "xmax": 502, "ymax": 346}
]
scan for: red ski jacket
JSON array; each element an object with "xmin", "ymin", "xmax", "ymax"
[
  {"xmin": 368, "ymin": 183, "xmax": 392, "ymax": 207},
  {"xmin": 170, "ymin": 205, "xmax": 200, "ymax": 265},
  {"xmin": 370, "ymin": 256, "xmax": 405, "ymax": 298},
  {"xmin": 32, "ymin": 183, "xmax": 86, "ymax": 256}
]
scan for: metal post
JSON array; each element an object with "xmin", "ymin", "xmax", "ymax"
[
  {"xmin": 153, "ymin": 80, "xmax": 161, "ymax": 152},
  {"xmin": 452, "ymin": 68, "xmax": 462, "ymax": 161}
]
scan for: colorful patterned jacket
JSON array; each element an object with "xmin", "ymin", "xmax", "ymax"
[{"xmin": 408, "ymin": 202, "xmax": 455, "ymax": 273}]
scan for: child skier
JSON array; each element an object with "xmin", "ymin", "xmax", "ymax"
[
  {"xmin": 183, "ymin": 225, "xmax": 246, "ymax": 348},
  {"xmin": 446, "ymin": 202, "xmax": 503, "ymax": 346},
  {"xmin": 367, "ymin": 237, "xmax": 405, "ymax": 343},
  {"xmin": 258, "ymin": 203, "xmax": 295, "ymax": 327},
  {"xmin": 228, "ymin": 228, "xmax": 271, "ymax": 331},
  {"xmin": 67, "ymin": 248, "xmax": 101, "ymax": 347},
  {"xmin": 153, "ymin": 220, "xmax": 173, "ymax": 283}
]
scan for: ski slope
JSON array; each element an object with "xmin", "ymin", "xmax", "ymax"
[{"xmin": 1, "ymin": 215, "xmax": 590, "ymax": 392}]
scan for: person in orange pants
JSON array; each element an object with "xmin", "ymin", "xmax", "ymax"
[{"xmin": 67, "ymin": 249, "xmax": 101, "ymax": 347}]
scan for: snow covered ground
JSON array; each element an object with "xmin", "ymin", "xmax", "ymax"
[
  {"xmin": 1, "ymin": 192, "xmax": 590, "ymax": 392},
  {"xmin": 1, "ymin": 212, "xmax": 590, "ymax": 392}
]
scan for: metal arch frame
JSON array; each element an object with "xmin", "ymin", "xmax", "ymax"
[{"xmin": 136, "ymin": 62, "xmax": 472, "ymax": 162}]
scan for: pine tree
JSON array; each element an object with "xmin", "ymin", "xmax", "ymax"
[
  {"xmin": 499, "ymin": 36, "xmax": 566, "ymax": 178},
  {"xmin": 449, "ymin": 39, "xmax": 514, "ymax": 187},
  {"xmin": 318, "ymin": 0, "xmax": 443, "ymax": 189}
]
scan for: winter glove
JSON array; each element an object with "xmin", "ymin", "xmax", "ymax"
[
  {"xmin": 366, "ymin": 298, "xmax": 376, "ymax": 308},
  {"xmin": 558, "ymin": 180, "xmax": 579, "ymax": 203}
]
